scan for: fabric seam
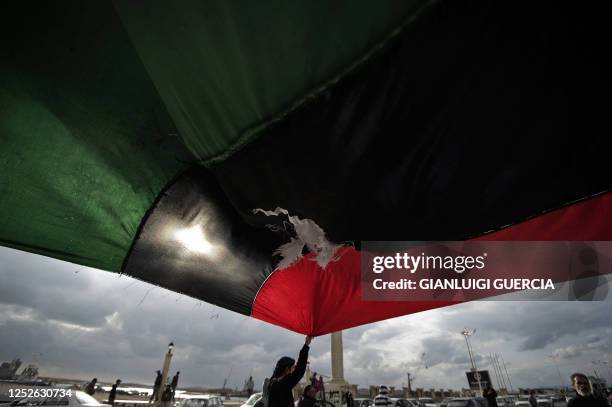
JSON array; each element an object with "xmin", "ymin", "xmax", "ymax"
[{"xmin": 203, "ymin": 0, "xmax": 441, "ymax": 167}]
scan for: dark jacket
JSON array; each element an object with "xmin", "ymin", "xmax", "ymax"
[
  {"xmin": 268, "ymin": 345, "xmax": 310, "ymax": 407},
  {"xmin": 297, "ymin": 396, "xmax": 317, "ymax": 407},
  {"xmin": 346, "ymin": 393, "xmax": 354, "ymax": 407},
  {"xmin": 483, "ymin": 388, "xmax": 498, "ymax": 407},
  {"xmin": 171, "ymin": 374, "xmax": 180, "ymax": 390},
  {"xmin": 161, "ymin": 385, "xmax": 173, "ymax": 402},
  {"xmin": 108, "ymin": 384, "xmax": 118, "ymax": 404},
  {"xmin": 567, "ymin": 394, "xmax": 609, "ymax": 407},
  {"xmin": 84, "ymin": 381, "xmax": 96, "ymax": 396}
]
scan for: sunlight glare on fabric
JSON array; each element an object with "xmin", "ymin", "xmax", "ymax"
[{"xmin": 175, "ymin": 225, "xmax": 215, "ymax": 255}]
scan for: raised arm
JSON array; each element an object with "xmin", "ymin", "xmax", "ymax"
[{"xmin": 280, "ymin": 336, "xmax": 313, "ymax": 388}]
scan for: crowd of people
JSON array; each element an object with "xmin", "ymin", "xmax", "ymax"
[
  {"xmin": 480, "ymin": 374, "xmax": 612, "ymax": 407},
  {"xmin": 81, "ymin": 339, "xmax": 611, "ymax": 407},
  {"xmin": 82, "ymin": 370, "xmax": 180, "ymax": 406},
  {"xmin": 264, "ymin": 337, "xmax": 612, "ymax": 407},
  {"xmin": 83, "ymin": 378, "xmax": 122, "ymax": 405}
]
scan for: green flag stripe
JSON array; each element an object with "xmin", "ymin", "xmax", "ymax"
[{"xmin": 0, "ymin": 2, "xmax": 191, "ymax": 271}]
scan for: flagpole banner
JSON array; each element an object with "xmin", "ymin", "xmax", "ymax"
[{"xmin": 2, "ymin": 1, "xmax": 611, "ymax": 335}]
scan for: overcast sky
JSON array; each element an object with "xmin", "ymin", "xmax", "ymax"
[{"xmin": 1, "ymin": 246, "xmax": 611, "ymax": 391}]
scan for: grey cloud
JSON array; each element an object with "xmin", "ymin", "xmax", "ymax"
[
  {"xmin": 429, "ymin": 301, "xmax": 612, "ymax": 352},
  {"xmin": 0, "ymin": 251, "xmax": 115, "ymax": 327},
  {"xmin": 521, "ymin": 333, "xmax": 557, "ymax": 351},
  {"xmin": 420, "ymin": 337, "xmax": 462, "ymax": 367},
  {"xmin": 1, "ymin": 247, "xmax": 612, "ymax": 390}
]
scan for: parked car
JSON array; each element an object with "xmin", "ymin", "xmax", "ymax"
[
  {"xmin": 505, "ymin": 396, "xmax": 518, "ymax": 406},
  {"xmin": 564, "ymin": 391, "xmax": 577, "ymax": 403},
  {"xmin": 418, "ymin": 398, "xmax": 436, "ymax": 407},
  {"xmin": 390, "ymin": 399, "xmax": 412, "ymax": 407},
  {"xmin": 294, "ymin": 401, "xmax": 335, "ymax": 407},
  {"xmin": 447, "ymin": 397, "xmax": 487, "ymax": 407},
  {"xmin": 406, "ymin": 399, "xmax": 425, "ymax": 407},
  {"xmin": 514, "ymin": 396, "xmax": 531, "ymax": 407},
  {"xmin": 495, "ymin": 396, "xmax": 508, "ymax": 407},
  {"xmin": 0, "ymin": 398, "xmax": 46, "ymax": 407},
  {"xmin": 440, "ymin": 399, "xmax": 452, "ymax": 407},
  {"xmin": 353, "ymin": 399, "xmax": 373, "ymax": 407},
  {"xmin": 536, "ymin": 397, "xmax": 553, "ymax": 407},
  {"xmin": 496, "ymin": 396, "xmax": 516, "ymax": 407},
  {"xmin": 180, "ymin": 395, "xmax": 224, "ymax": 407},
  {"xmin": 240, "ymin": 393, "xmax": 262, "ymax": 407},
  {"xmin": 550, "ymin": 395, "xmax": 566, "ymax": 407},
  {"xmin": 1, "ymin": 391, "xmax": 110, "ymax": 407}
]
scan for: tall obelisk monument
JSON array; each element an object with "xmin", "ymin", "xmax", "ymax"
[{"xmin": 329, "ymin": 331, "xmax": 348, "ymax": 386}]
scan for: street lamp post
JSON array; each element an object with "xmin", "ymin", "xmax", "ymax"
[
  {"xmin": 494, "ymin": 354, "xmax": 507, "ymax": 392},
  {"xmin": 158, "ymin": 342, "xmax": 174, "ymax": 407},
  {"xmin": 547, "ymin": 354, "xmax": 564, "ymax": 391},
  {"xmin": 601, "ymin": 361, "xmax": 612, "ymax": 380},
  {"xmin": 593, "ymin": 361, "xmax": 612, "ymax": 382},
  {"xmin": 591, "ymin": 361, "xmax": 603, "ymax": 380},
  {"xmin": 499, "ymin": 354, "xmax": 514, "ymax": 393},
  {"xmin": 461, "ymin": 329, "xmax": 482, "ymax": 395}
]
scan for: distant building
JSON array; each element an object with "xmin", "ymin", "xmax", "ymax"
[{"xmin": 356, "ymin": 388, "xmax": 370, "ymax": 397}]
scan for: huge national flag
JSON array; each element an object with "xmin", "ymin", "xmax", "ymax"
[{"xmin": 1, "ymin": 1, "xmax": 610, "ymax": 335}]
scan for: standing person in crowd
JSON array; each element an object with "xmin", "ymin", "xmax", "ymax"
[
  {"xmin": 150, "ymin": 370, "xmax": 162, "ymax": 403},
  {"xmin": 267, "ymin": 335, "xmax": 313, "ymax": 407},
  {"xmin": 161, "ymin": 384, "xmax": 173, "ymax": 407},
  {"xmin": 483, "ymin": 383, "xmax": 498, "ymax": 407},
  {"xmin": 317, "ymin": 375, "xmax": 325, "ymax": 401},
  {"xmin": 107, "ymin": 379, "xmax": 121, "ymax": 406},
  {"xmin": 84, "ymin": 378, "xmax": 97, "ymax": 396},
  {"xmin": 298, "ymin": 385, "xmax": 318, "ymax": 407},
  {"xmin": 171, "ymin": 371, "xmax": 180, "ymax": 402},
  {"xmin": 567, "ymin": 373, "xmax": 608, "ymax": 407},
  {"xmin": 374, "ymin": 385, "xmax": 392, "ymax": 407},
  {"xmin": 528, "ymin": 390, "xmax": 538, "ymax": 407},
  {"xmin": 311, "ymin": 373, "xmax": 318, "ymax": 388},
  {"xmin": 244, "ymin": 375, "xmax": 255, "ymax": 397},
  {"xmin": 345, "ymin": 391, "xmax": 354, "ymax": 407}
]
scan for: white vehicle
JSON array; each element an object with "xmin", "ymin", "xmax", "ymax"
[
  {"xmin": 1, "ymin": 391, "xmax": 110, "ymax": 407},
  {"xmin": 294, "ymin": 399, "xmax": 334, "ymax": 407},
  {"xmin": 495, "ymin": 396, "xmax": 509, "ymax": 407},
  {"xmin": 514, "ymin": 396, "xmax": 531, "ymax": 407},
  {"xmin": 354, "ymin": 399, "xmax": 374, "ymax": 407},
  {"xmin": 179, "ymin": 395, "xmax": 224, "ymax": 407},
  {"xmin": 505, "ymin": 396, "xmax": 518, "ymax": 406},
  {"xmin": 447, "ymin": 397, "xmax": 487, "ymax": 407},
  {"xmin": 418, "ymin": 398, "xmax": 436, "ymax": 407},
  {"xmin": 389, "ymin": 398, "xmax": 410, "ymax": 407},
  {"xmin": 563, "ymin": 392, "xmax": 576, "ymax": 404},
  {"xmin": 549, "ymin": 395, "xmax": 566, "ymax": 407},
  {"xmin": 406, "ymin": 399, "xmax": 425, "ymax": 407},
  {"xmin": 240, "ymin": 393, "xmax": 262, "ymax": 407},
  {"xmin": 536, "ymin": 397, "xmax": 553, "ymax": 407},
  {"xmin": 496, "ymin": 396, "xmax": 517, "ymax": 407}
]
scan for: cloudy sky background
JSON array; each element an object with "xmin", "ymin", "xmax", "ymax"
[{"xmin": 1, "ymin": 247, "xmax": 611, "ymax": 391}]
